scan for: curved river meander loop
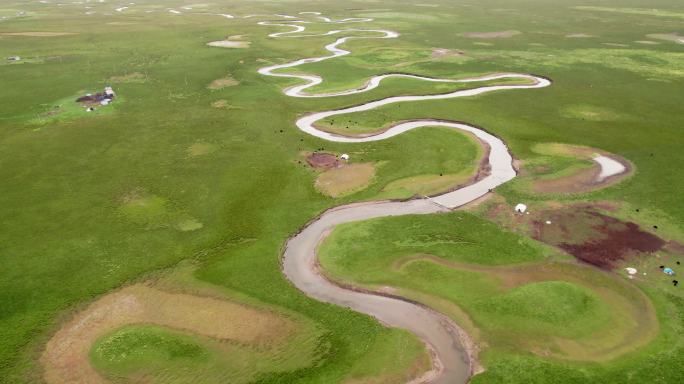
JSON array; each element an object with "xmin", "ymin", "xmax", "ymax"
[{"xmin": 257, "ymin": 12, "xmax": 551, "ymax": 384}]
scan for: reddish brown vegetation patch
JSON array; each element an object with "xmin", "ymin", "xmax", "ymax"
[
  {"xmin": 532, "ymin": 208, "xmax": 664, "ymax": 269},
  {"xmin": 76, "ymin": 92, "xmax": 114, "ymax": 106},
  {"xmin": 306, "ymin": 152, "xmax": 340, "ymax": 169}
]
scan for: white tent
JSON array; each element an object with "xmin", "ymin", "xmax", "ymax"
[{"xmin": 514, "ymin": 203, "xmax": 527, "ymax": 213}]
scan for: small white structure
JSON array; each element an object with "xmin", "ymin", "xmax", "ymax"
[
  {"xmin": 340, "ymin": 153, "xmax": 350, "ymax": 161},
  {"xmin": 545, "ymin": 220, "xmax": 552, "ymax": 225},
  {"xmin": 100, "ymin": 99, "xmax": 110, "ymax": 105},
  {"xmin": 625, "ymin": 267, "xmax": 637, "ymax": 275},
  {"xmin": 7, "ymin": 56, "xmax": 21, "ymax": 61},
  {"xmin": 514, "ymin": 203, "xmax": 527, "ymax": 213},
  {"xmin": 104, "ymin": 86, "xmax": 115, "ymax": 96}
]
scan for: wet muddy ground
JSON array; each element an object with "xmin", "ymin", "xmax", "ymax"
[
  {"xmin": 531, "ymin": 207, "xmax": 665, "ymax": 269},
  {"xmin": 306, "ymin": 152, "xmax": 340, "ymax": 169}
]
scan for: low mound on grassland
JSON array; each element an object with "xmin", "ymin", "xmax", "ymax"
[
  {"xmin": 41, "ymin": 263, "xmax": 325, "ymax": 384},
  {"xmin": 517, "ymin": 143, "xmax": 631, "ymax": 195},
  {"xmin": 208, "ymin": 76, "xmax": 239, "ymax": 90},
  {"xmin": 42, "ymin": 284, "xmax": 301, "ymax": 384},
  {"xmin": 315, "ymin": 163, "xmax": 376, "ymax": 197},
  {"xmin": 92, "ymin": 324, "xmax": 431, "ymax": 384},
  {"xmin": 187, "ymin": 142, "xmax": 217, "ymax": 157},
  {"xmin": 303, "ymin": 127, "xmax": 483, "ymax": 202},
  {"xmin": 118, "ymin": 189, "xmax": 204, "ymax": 231},
  {"xmin": 379, "ymin": 171, "xmax": 473, "ymax": 199}
]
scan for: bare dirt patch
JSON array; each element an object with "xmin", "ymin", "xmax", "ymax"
[
  {"xmin": 431, "ymin": 48, "xmax": 467, "ymax": 59},
  {"xmin": 207, "ymin": 40, "xmax": 250, "ymax": 48},
  {"xmin": 208, "ymin": 75, "xmax": 239, "ymax": 90},
  {"xmin": 175, "ymin": 218, "xmax": 204, "ymax": 231},
  {"xmin": 316, "ymin": 163, "xmax": 375, "ymax": 197},
  {"xmin": 306, "ymin": 152, "xmax": 340, "ymax": 169},
  {"xmin": 1, "ymin": 32, "xmax": 75, "ymax": 37},
  {"xmin": 531, "ymin": 207, "xmax": 665, "ymax": 269},
  {"xmin": 646, "ymin": 33, "xmax": 684, "ymax": 44},
  {"xmin": 211, "ymin": 99, "xmax": 231, "ymax": 109},
  {"xmin": 528, "ymin": 143, "xmax": 632, "ymax": 194},
  {"xmin": 187, "ymin": 142, "xmax": 217, "ymax": 157},
  {"xmin": 533, "ymin": 166, "xmax": 600, "ymax": 194},
  {"xmin": 461, "ymin": 30, "xmax": 521, "ymax": 39},
  {"xmin": 41, "ymin": 284, "xmax": 297, "ymax": 384}
]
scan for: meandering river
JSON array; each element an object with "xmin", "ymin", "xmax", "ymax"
[{"xmin": 257, "ymin": 12, "xmax": 551, "ymax": 383}]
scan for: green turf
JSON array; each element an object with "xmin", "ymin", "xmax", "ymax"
[
  {"xmin": 91, "ymin": 322, "xmax": 428, "ymax": 384},
  {"xmin": 1, "ymin": 0, "xmax": 683, "ymax": 382}
]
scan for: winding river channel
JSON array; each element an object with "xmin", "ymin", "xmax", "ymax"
[{"xmin": 257, "ymin": 12, "xmax": 551, "ymax": 383}]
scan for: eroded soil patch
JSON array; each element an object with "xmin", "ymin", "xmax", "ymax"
[
  {"xmin": 533, "ymin": 166, "xmax": 601, "ymax": 194},
  {"xmin": 527, "ymin": 143, "xmax": 631, "ymax": 194},
  {"xmin": 646, "ymin": 33, "xmax": 684, "ymax": 44},
  {"xmin": 306, "ymin": 152, "xmax": 340, "ymax": 169},
  {"xmin": 315, "ymin": 163, "xmax": 375, "ymax": 197},
  {"xmin": 431, "ymin": 48, "xmax": 467, "ymax": 59},
  {"xmin": 208, "ymin": 75, "xmax": 239, "ymax": 90},
  {"xmin": 207, "ymin": 40, "xmax": 250, "ymax": 48}
]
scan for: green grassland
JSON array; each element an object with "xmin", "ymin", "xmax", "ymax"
[
  {"xmin": 1, "ymin": 0, "xmax": 683, "ymax": 383},
  {"xmin": 81, "ymin": 261, "xmax": 428, "ymax": 384},
  {"xmin": 318, "ymin": 212, "xmax": 680, "ymax": 382}
]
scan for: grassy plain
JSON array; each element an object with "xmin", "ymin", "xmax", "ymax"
[
  {"xmin": 0, "ymin": 0, "xmax": 683, "ymax": 383},
  {"xmin": 318, "ymin": 212, "xmax": 681, "ymax": 382}
]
